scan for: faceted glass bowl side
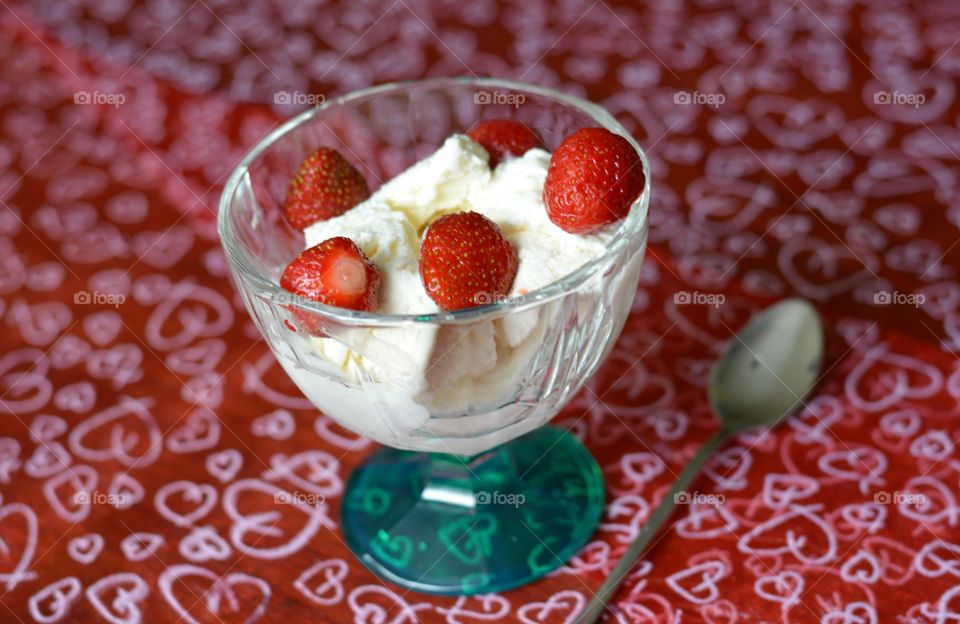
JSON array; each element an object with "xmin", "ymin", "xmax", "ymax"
[
  {"xmin": 219, "ymin": 78, "xmax": 650, "ymax": 456},
  {"xmin": 219, "ymin": 78, "xmax": 650, "ymax": 595}
]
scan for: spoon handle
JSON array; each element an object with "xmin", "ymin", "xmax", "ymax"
[{"xmin": 576, "ymin": 430, "xmax": 730, "ymax": 624}]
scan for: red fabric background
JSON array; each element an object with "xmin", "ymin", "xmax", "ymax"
[{"xmin": 1, "ymin": 1, "xmax": 959, "ymax": 622}]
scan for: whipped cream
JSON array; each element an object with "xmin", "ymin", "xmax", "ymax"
[
  {"xmin": 285, "ymin": 134, "xmax": 621, "ymax": 451},
  {"xmin": 305, "ymin": 134, "xmax": 614, "ymax": 314}
]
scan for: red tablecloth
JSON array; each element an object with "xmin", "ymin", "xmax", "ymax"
[{"xmin": 1, "ymin": 1, "xmax": 959, "ymax": 622}]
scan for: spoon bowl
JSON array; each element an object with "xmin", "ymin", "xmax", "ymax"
[{"xmin": 709, "ymin": 298, "xmax": 824, "ymax": 431}]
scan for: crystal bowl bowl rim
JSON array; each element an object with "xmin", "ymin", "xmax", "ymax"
[{"xmin": 218, "ymin": 76, "xmax": 651, "ymax": 326}]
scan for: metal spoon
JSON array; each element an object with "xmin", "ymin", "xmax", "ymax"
[{"xmin": 576, "ymin": 298, "xmax": 824, "ymax": 624}]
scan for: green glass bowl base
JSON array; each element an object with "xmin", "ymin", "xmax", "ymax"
[{"xmin": 340, "ymin": 426, "xmax": 605, "ymax": 595}]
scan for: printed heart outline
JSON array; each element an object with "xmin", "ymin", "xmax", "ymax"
[
  {"xmin": 82, "ymin": 310, "xmax": 122, "ymax": 346},
  {"xmin": 67, "ymin": 533, "xmax": 104, "ymax": 565},
  {"xmin": 51, "ymin": 386, "xmax": 95, "ymax": 420},
  {"xmin": 600, "ymin": 495, "xmax": 650, "ymax": 544},
  {"xmin": 223, "ymin": 478, "xmax": 335, "ymax": 560},
  {"xmin": 293, "ymin": 559, "xmax": 348, "ymax": 607},
  {"xmin": 145, "ymin": 281, "xmax": 234, "ymax": 351},
  {"xmin": 42, "ymin": 465, "xmax": 97, "ymax": 523},
  {"xmin": 738, "ymin": 504, "xmax": 837, "ymax": 565},
  {"xmin": 68, "ymin": 397, "xmax": 161, "ymax": 468},
  {"xmin": 754, "ymin": 570, "xmax": 804, "ymax": 606},
  {"xmin": 840, "ymin": 548, "xmax": 880, "ymax": 584},
  {"xmin": 29, "ymin": 415, "xmax": 68, "ymax": 441},
  {"xmin": 167, "ymin": 409, "xmax": 222, "ymax": 454},
  {"xmin": 158, "ymin": 564, "xmax": 270, "ymax": 624},
  {"xmin": 120, "ymin": 533, "xmax": 164, "ymax": 562},
  {"xmin": 0, "ymin": 498, "xmax": 39, "ymax": 590},
  {"xmin": 180, "ymin": 372, "xmax": 223, "ymax": 409},
  {"xmin": 108, "ymin": 473, "xmax": 145, "ymax": 510},
  {"xmin": 206, "ymin": 449, "xmax": 243, "ymax": 483},
  {"xmin": 703, "ymin": 445, "xmax": 752, "ymax": 491},
  {"xmin": 85, "ymin": 573, "xmax": 149, "ymax": 624},
  {"xmin": 264, "ymin": 451, "xmax": 342, "ymax": 497},
  {"xmin": 347, "ymin": 585, "xmax": 431, "ymax": 624},
  {"xmin": 437, "ymin": 594, "xmax": 512, "ymax": 623},
  {"xmin": 130, "ymin": 226, "xmax": 195, "ymax": 270},
  {"xmin": 165, "ymin": 338, "xmax": 226, "ymax": 376},
  {"xmin": 843, "ymin": 344, "xmax": 943, "ymax": 412},
  {"xmin": 252, "ymin": 409, "xmax": 295, "ymax": 440},
  {"xmin": 777, "ymin": 237, "xmax": 879, "ymax": 301},
  {"xmin": 817, "ymin": 446, "xmax": 887, "ymax": 494},
  {"xmin": 24, "ymin": 442, "xmax": 73, "ymax": 479},
  {"xmin": 85, "ymin": 344, "xmax": 144, "ymax": 389},
  {"xmin": 0, "ymin": 438, "xmax": 19, "ymax": 484},
  {"xmin": 0, "ymin": 347, "xmax": 52, "ymax": 414},
  {"xmin": 28, "ymin": 576, "xmax": 82, "ymax": 624},
  {"xmin": 178, "ymin": 525, "xmax": 231, "ymax": 562},
  {"xmin": 516, "ymin": 590, "xmax": 585, "ymax": 624},
  {"xmin": 665, "ymin": 560, "xmax": 727, "ymax": 605},
  {"xmin": 154, "ymin": 480, "xmax": 218, "ymax": 528},
  {"xmin": 609, "ymin": 452, "xmax": 665, "ymax": 496},
  {"xmin": 915, "ymin": 539, "xmax": 960, "ymax": 579}
]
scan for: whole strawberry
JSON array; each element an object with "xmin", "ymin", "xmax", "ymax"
[
  {"xmin": 468, "ymin": 119, "xmax": 542, "ymax": 168},
  {"xmin": 543, "ymin": 127, "xmax": 644, "ymax": 234},
  {"xmin": 281, "ymin": 237, "xmax": 381, "ymax": 313},
  {"xmin": 283, "ymin": 148, "xmax": 369, "ymax": 231},
  {"xmin": 419, "ymin": 212, "xmax": 518, "ymax": 311}
]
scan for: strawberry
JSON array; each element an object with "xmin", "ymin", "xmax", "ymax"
[
  {"xmin": 283, "ymin": 148, "xmax": 369, "ymax": 230},
  {"xmin": 467, "ymin": 119, "xmax": 542, "ymax": 168},
  {"xmin": 281, "ymin": 237, "xmax": 381, "ymax": 315},
  {"xmin": 419, "ymin": 212, "xmax": 518, "ymax": 311},
  {"xmin": 543, "ymin": 127, "xmax": 644, "ymax": 234}
]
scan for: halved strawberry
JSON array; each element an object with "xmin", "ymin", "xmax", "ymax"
[
  {"xmin": 419, "ymin": 212, "xmax": 518, "ymax": 311},
  {"xmin": 468, "ymin": 119, "xmax": 542, "ymax": 168},
  {"xmin": 543, "ymin": 127, "xmax": 644, "ymax": 234},
  {"xmin": 281, "ymin": 237, "xmax": 381, "ymax": 314},
  {"xmin": 283, "ymin": 148, "xmax": 369, "ymax": 230}
]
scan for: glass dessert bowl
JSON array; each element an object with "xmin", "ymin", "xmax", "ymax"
[{"xmin": 218, "ymin": 77, "xmax": 650, "ymax": 595}]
